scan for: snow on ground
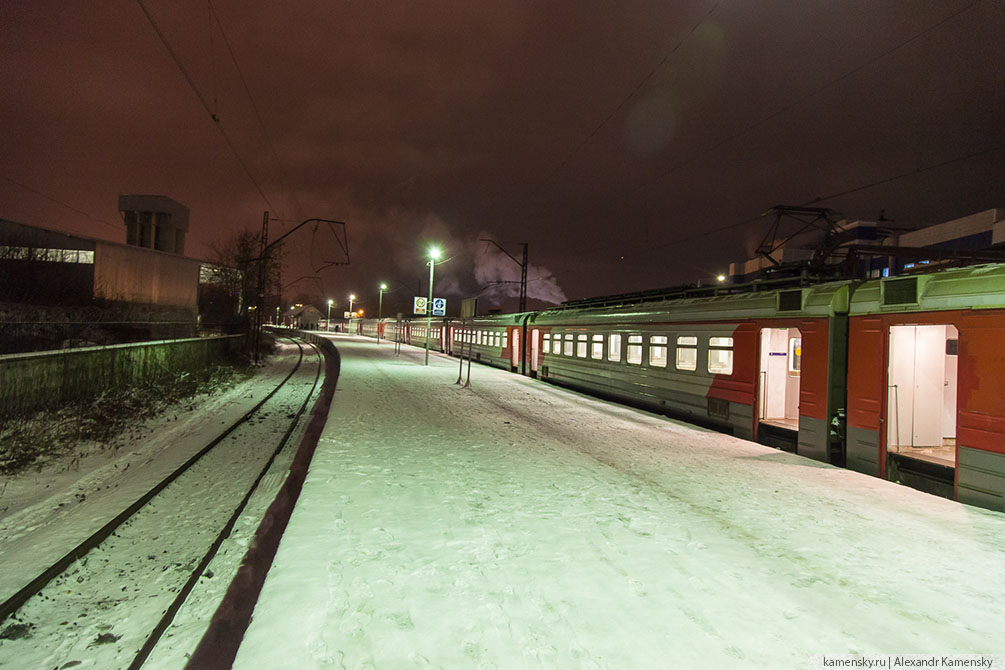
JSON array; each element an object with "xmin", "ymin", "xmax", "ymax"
[
  {"xmin": 0, "ymin": 341, "xmax": 324, "ymax": 670},
  {"xmin": 0, "ymin": 352, "xmax": 297, "ymax": 605},
  {"xmin": 235, "ymin": 335, "xmax": 1005, "ymax": 670}
]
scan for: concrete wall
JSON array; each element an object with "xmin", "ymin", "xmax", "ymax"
[
  {"xmin": 0, "ymin": 335, "xmax": 243, "ymax": 417},
  {"xmin": 93, "ymin": 241, "xmax": 200, "ymax": 310}
]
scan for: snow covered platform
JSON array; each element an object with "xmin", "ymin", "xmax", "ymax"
[{"xmin": 234, "ymin": 335, "xmax": 1005, "ymax": 669}]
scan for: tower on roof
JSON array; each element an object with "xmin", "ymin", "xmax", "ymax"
[{"xmin": 118, "ymin": 194, "xmax": 189, "ymax": 255}]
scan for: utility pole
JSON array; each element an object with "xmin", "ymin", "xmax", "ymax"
[{"xmin": 252, "ymin": 211, "xmax": 269, "ymax": 363}]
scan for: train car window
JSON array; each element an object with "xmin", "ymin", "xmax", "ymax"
[
  {"xmin": 708, "ymin": 336, "xmax": 733, "ymax": 375},
  {"xmin": 676, "ymin": 336, "xmax": 697, "ymax": 371},
  {"xmin": 576, "ymin": 334, "xmax": 588, "ymax": 358},
  {"xmin": 649, "ymin": 335, "xmax": 668, "ymax": 368},
  {"xmin": 608, "ymin": 334, "xmax": 622, "ymax": 362},
  {"xmin": 788, "ymin": 337, "xmax": 802, "ymax": 374},
  {"xmin": 503, "ymin": 332, "xmax": 508, "ymax": 349},
  {"xmin": 591, "ymin": 334, "xmax": 604, "ymax": 359},
  {"xmin": 627, "ymin": 335, "xmax": 643, "ymax": 365},
  {"xmin": 495, "ymin": 333, "xmax": 502, "ymax": 348},
  {"xmin": 543, "ymin": 334, "xmax": 551, "ymax": 354},
  {"xmin": 563, "ymin": 334, "xmax": 574, "ymax": 356}
]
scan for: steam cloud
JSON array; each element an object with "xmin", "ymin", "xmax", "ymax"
[{"xmin": 471, "ymin": 234, "xmax": 567, "ymax": 306}]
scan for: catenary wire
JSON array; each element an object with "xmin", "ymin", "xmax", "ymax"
[
  {"xmin": 1, "ymin": 175, "xmax": 120, "ymax": 232},
  {"xmin": 135, "ymin": 0, "xmax": 276, "ymax": 212}
]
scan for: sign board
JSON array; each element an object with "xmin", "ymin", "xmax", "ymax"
[
  {"xmin": 413, "ymin": 297, "xmax": 427, "ymax": 315},
  {"xmin": 432, "ymin": 298, "xmax": 446, "ymax": 316},
  {"xmin": 343, "ymin": 311, "xmax": 352, "ymax": 319},
  {"xmin": 461, "ymin": 298, "xmax": 478, "ymax": 319}
]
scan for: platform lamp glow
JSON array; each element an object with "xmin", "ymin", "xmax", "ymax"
[
  {"xmin": 378, "ymin": 283, "xmax": 387, "ymax": 342},
  {"xmin": 326, "ymin": 299, "xmax": 333, "ymax": 332},
  {"xmin": 348, "ymin": 294, "xmax": 356, "ymax": 333},
  {"xmin": 424, "ymin": 247, "xmax": 441, "ymax": 365}
]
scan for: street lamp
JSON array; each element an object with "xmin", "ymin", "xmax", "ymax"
[
  {"xmin": 378, "ymin": 283, "xmax": 387, "ymax": 342},
  {"xmin": 425, "ymin": 246, "xmax": 441, "ymax": 366},
  {"xmin": 326, "ymin": 298, "xmax": 333, "ymax": 332},
  {"xmin": 348, "ymin": 294, "xmax": 355, "ymax": 334}
]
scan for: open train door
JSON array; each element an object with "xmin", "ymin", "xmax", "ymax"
[
  {"xmin": 509, "ymin": 326, "xmax": 521, "ymax": 372},
  {"xmin": 530, "ymin": 329, "xmax": 540, "ymax": 377},
  {"xmin": 885, "ymin": 324, "xmax": 958, "ymax": 498},
  {"xmin": 757, "ymin": 327, "xmax": 802, "ymax": 451}
]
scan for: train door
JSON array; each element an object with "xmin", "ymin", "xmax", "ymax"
[
  {"xmin": 510, "ymin": 327, "xmax": 521, "ymax": 372},
  {"xmin": 758, "ymin": 328, "xmax": 802, "ymax": 444},
  {"xmin": 886, "ymin": 324, "xmax": 958, "ymax": 467},
  {"xmin": 530, "ymin": 329, "xmax": 540, "ymax": 377}
]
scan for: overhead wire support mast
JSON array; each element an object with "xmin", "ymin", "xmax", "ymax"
[
  {"xmin": 479, "ymin": 239, "xmax": 529, "ymax": 313},
  {"xmin": 251, "ymin": 216, "xmax": 350, "ymax": 363}
]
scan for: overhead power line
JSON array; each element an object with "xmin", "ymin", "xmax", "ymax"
[
  {"xmin": 528, "ymin": 1, "xmax": 721, "ymax": 203},
  {"xmin": 207, "ymin": 0, "xmax": 294, "ymax": 217},
  {"xmin": 636, "ymin": 0, "xmax": 979, "ymax": 196},
  {"xmin": 806, "ymin": 142, "xmax": 1005, "ymax": 205},
  {"xmin": 135, "ymin": 0, "xmax": 276, "ymax": 212},
  {"xmin": 643, "ymin": 140, "xmax": 1005, "ymax": 255},
  {"xmin": 1, "ymin": 175, "xmax": 120, "ymax": 232}
]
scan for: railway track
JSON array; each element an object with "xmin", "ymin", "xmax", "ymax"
[{"xmin": 0, "ymin": 337, "xmax": 324, "ymax": 668}]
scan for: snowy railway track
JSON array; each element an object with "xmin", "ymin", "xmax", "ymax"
[{"xmin": 0, "ymin": 337, "xmax": 323, "ymax": 669}]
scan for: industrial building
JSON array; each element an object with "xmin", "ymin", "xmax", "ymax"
[
  {"xmin": 728, "ymin": 207, "xmax": 1005, "ymax": 283},
  {"xmin": 0, "ymin": 195, "xmax": 240, "ymax": 352}
]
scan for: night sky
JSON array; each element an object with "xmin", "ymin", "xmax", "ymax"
[{"xmin": 3, "ymin": 1, "xmax": 1004, "ymax": 314}]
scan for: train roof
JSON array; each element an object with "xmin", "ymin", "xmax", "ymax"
[
  {"xmin": 850, "ymin": 263, "xmax": 1005, "ymax": 314},
  {"xmin": 529, "ymin": 280, "xmax": 853, "ymax": 325}
]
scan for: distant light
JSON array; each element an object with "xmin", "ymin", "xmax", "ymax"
[
  {"xmin": 429, "ymin": 246, "xmax": 441, "ymax": 260},
  {"xmin": 357, "ymin": 309, "xmax": 364, "ymax": 316},
  {"xmin": 717, "ymin": 274, "xmax": 726, "ymax": 283}
]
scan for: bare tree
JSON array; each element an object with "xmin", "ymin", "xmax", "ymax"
[{"xmin": 206, "ymin": 230, "xmax": 284, "ymax": 321}]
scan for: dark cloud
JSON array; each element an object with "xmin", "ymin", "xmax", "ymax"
[{"xmin": 2, "ymin": 0, "xmax": 1003, "ymax": 312}]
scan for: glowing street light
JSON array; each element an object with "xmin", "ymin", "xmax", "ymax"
[
  {"xmin": 326, "ymin": 298, "xmax": 333, "ymax": 332},
  {"xmin": 425, "ymin": 246, "xmax": 441, "ymax": 366},
  {"xmin": 348, "ymin": 294, "xmax": 356, "ymax": 333},
  {"xmin": 717, "ymin": 274, "xmax": 727, "ymax": 283},
  {"xmin": 378, "ymin": 283, "xmax": 387, "ymax": 342}
]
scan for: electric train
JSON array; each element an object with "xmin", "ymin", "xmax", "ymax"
[{"xmin": 358, "ymin": 263, "xmax": 1005, "ymax": 511}]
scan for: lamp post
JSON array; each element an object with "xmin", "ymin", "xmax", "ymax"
[
  {"xmin": 378, "ymin": 283, "xmax": 387, "ymax": 342},
  {"xmin": 326, "ymin": 299, "xmax": 333, "ymax": 332},
  {"xmin": 424, "ymin": 247, "xmax": 441, "ymax": 366},
  {"xmin": 348, "ymin": 294, "xmax": 355, "ymax": 334}
]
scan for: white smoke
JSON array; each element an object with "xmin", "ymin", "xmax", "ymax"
[{"xmin": 471, "ymin": 234, "xmax": 567, "ymax": 306}]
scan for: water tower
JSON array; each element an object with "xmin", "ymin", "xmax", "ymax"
[{"xmin": 118, "ymin": 194, "xmax": 189, "ymax": 255}]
